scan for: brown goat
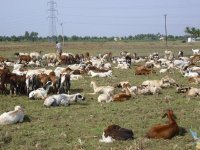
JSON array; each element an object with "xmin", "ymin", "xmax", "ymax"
[
  {"xmin": 19, "ymin": 55, "xmax": 32, "ymax": 63},
  {"xmin": 85, "ymin": 52, "xmax": 90, "ymax": 60},
  {"xmin": 188, "ymin": 76, "xmax": 200, "ymax": 84},
  {"xmin": 135, "ymin": 65, "xmax": 155, "ymax": 75},
  {"xmin": 104, "ymin": 124, "xmax": 134, "ymax": 140},
  {"xmin": 37, "ymin": 73, "xmax": 51, "ymax": 87},
  {"xmin": 190, "ymin": 55, "xmax": 200, "ymax": 65},
  {"xmin": 49, "ymin": 71, "xmax": 59, "ymax": 93},
  {"xmin": 0, "ymin": 56, "xmax": 8, "ymax": 63},
  {"xmin": 146, "ymin": 109, "xmax": 179, "ymax": 139},
  {"xmin": 113, "ymin": 84, "xmax": 131, "ymax": 102},
  {"xmin": 0, "ymin": 67, "xmax": 11, "ymax": 94}
]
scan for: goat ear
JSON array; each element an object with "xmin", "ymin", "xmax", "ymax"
[{"xmin": 162, "ymin": 113, "xmax": 167, "ymax": 118}]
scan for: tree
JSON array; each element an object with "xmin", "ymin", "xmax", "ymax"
[
  {"xmin": 185, "ymin": 27, "xmax": 200, "ymax": 38},
  {"xmin": 29, "ymin": 32, "xmax": 38, "ymax": 41},
  {"xmin": 24, "ymin": 31, "xmax": 30, "ymax": 41}
]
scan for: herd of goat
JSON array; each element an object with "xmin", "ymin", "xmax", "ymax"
[{"xmin": 0, "ymin": 48, "xmax": 200, "ymax": 145}]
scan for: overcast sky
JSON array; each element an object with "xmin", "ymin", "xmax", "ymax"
[{"xmin": 0, "ymin": 0, "xmax": 199, "ymax": 37}]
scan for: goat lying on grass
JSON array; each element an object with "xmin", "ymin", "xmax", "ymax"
[
  {"xmin": 29, "ymin": 81, "xmax": 53, "ymax": 100},
  {"xmin": 88, "ymin": 70, "xmax": 112, "ymax": 78},
  {"xmin": 89, "ymin": 81, "xmax": 114, "ymax": 95},
  {"xmin": 112, "ymin": 83, "xmax": 132, "ymax": 102},
  {"xmin": 186, "ymin": 87, "xmax": 200, "ymax": 97},
  {"xmin": 43, "ymin": 93, "xmax": 85, "ymax": 107},
  {"xmin": 0, "ymin": 106, "xmax": 24, "ymax": 125},
  {"xmin": 146, "ymin": 109, "xmax": 179, "ymax": 139},
  {"xmin": 99, "ymin": 124, "xmax": 134, "ymax": 143}
]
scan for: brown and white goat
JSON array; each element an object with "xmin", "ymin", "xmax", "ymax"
[
  {"xmin": 112, "ymin": 84, "xmax": 132, "ymax": 102},
  {"xmin": 99, "ymin": 124, "xmax": 134, "ymax": 143},
  {"xmin": 146, "ymin": 109, "xmax": 179, "ymax": 139}
]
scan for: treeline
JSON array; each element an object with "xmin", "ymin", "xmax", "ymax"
[{"xmin": 0, "ymin": 30, "xmax": 196, "ymax": 42}]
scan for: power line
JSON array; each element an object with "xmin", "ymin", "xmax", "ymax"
[
  {"xmin": 47, "ymin": 0, "xmax": 58, "ymax": 41},
  {"xmin": 164, "ymin": 14, "xmax": 168, "ymax": 47}
]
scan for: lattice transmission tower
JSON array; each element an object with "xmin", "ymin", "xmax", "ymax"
[{"xmin": 47, "ymin": 0, "xmax": 58, "ymax": 42}]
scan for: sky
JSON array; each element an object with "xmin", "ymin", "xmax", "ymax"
[{"xmin": 0, "ymin": 0, "xmax": 199, "ymax": 37}]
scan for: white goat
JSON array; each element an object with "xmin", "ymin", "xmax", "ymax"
[
  {"xmin": 0, "ymin": 106, "xmax": 24, "ymax": 125},
  {"xmin": 88, "ymin": 70, "xmax": 112, "ymax": 78},
  {"xmin": 30, "ymin": 52, "xmax": 42, "ymax": 60},
  {"xmin": 142, "ymin": 80, "xmax": 164, "ymax": 87},
  {"xmin": 42, "ymin": 53, "xmax": 57, "ymax": 62},
  {"xmin": 13, "ymin": 63, "xmax": 24, "ymax": 70},
  {"xmin": 90, "ymin": 81, "xmax": 114, "ymax": 95},
  {"xmin": 115, "ymin": 63, "xmax": 129, "ymax": 69},
  {"xmin": 187, "ymin": 87, "xmax": 200, "ymax": 97},
  {"xmin": 184, "ymin": 71, "xmax": 199, "ymax": 77},
  {"xmin": 99, "ymin": 132, "xmax": 114, "ymax": 143},
  {"xmin": 43, "ymin": 93, "xmax": 85, "ymax": 107},
  {"xmin": 192, "ymin": 49, "xmax": 200, "ymax": 55},
  {"xmin": 29, "ymin": 81, "xmax": 53, "ymax": 100},
  {"xmin": 98, "ymin": 93, "xmax": 113, "ymax": 103},
  {"xmin": 70, "ymin": 74, "xmax": 83, "ymax": 80}
]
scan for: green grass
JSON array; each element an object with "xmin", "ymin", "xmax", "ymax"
[{"xmin": 0, "ymin": 41, "xmax": 200, "ymax": 149}]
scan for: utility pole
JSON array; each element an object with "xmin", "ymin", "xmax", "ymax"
[
  {"xmin": 164, "ymin": 14, "xmax": 168, "ymax": 47},
  {"xmin": 60, "ymin": 23, "xmax": 64, "ymax": 49},
  {"xmin": 47, "ymin": 0, "xmax": 58, "ymax": 42}
]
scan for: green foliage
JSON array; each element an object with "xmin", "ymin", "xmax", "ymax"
[
  {"xmin": 185, "ymin": 26, "xmax": 200, "ymax": 38},
  {"xmin": 0, "ymin": 32, "xmax": 190, "ymax": 42}
]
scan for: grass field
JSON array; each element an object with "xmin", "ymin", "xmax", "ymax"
[{"xmin": 0, "ymin": 41, "xmax": 200, "ymax": 150}]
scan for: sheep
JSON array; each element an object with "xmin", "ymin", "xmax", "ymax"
[
  {"xmin": 43, "ymin": 93, "xmax": 85, "ymax": 107},
  {"xmin": 146, "ymin": 109, "xmax": 179, "ymax": 139},
  {"xmin": 0, "ymin": 106, "xmax": 24, "ymax": 125},
  {"xmin": 88, "ymin": 70, "xmax": 112, "ymax": 78},
  {"xmin": 99, "ymin": 124, "xmax": 134, "ymax": 143},
  {"xmin": 89, "ymin": 81, "xmax": 114, "ymax": 95},
  {"xmin": 29, "ymin": 81, "xmax": 53, "ymax": 100}
]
